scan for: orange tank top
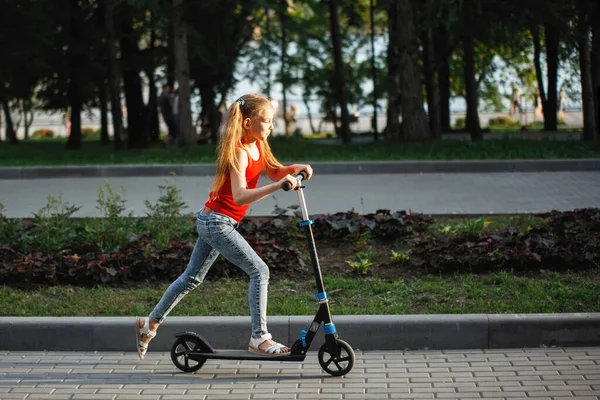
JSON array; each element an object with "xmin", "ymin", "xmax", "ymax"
[{"xmin": 204, "ymin": 142, "xmax": 264, "ymax": 222}]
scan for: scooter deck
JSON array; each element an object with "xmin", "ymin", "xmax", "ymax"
[{"xmin": 189, "ymin": 350, "xmax": 306, "ymax": 362}]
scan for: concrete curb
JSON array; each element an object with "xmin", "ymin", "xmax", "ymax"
[
  {"xmin": 1, "ymin": 159, "xmax": 600, "ymax": 179},
  {"xmin": 1, "ymin": 313, "xmax": 599, "ymax": 352}
]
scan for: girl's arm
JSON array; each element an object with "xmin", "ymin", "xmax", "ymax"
[
  {"xmin": 265, "ymin": 163, "xmax": 313, "ymax": 182},
  {"xmin": 230, "ymin": 149, "xmax": 297, "ymax": 206}
]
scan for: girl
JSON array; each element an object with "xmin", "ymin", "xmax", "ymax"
[{"xmin": 135, "ymin": 93, "xmax": 313, "ymax": 360}]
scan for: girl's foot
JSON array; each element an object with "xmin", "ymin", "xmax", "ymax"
[
  {"xmin": 135, "ymin": 317, "xmax": 157, "ymax": 360},
  {"xmin": 249, "ymin": 333, "xmax": 291, "ymax": 357}
]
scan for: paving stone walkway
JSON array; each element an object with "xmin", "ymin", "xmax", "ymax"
[{"xmin": 1, "ymin": 347, "xmax": 599, "ymax": 399}]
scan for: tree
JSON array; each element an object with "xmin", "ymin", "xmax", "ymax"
[
  {"xmin": 576, "ymin": 1, "xmax": 597, "ymax": 141},
  {"xmin": 522, "ymin": 0, "xmax": 570, "ymax": 132},
  {"xmin": 385, "ymin": 0, "xmax": 401, "ymax": 140},
  {"xmin": 0, "ymin": 101, "xmax": 16, "ymax": 143},
  {"xmin": 0, "ymin": 0, "xmax": 54, "ymax": 144},
  {"xmin": 544, "ymin": 23, "xmax": 560, "ymax": 131},
  {"xmin": 173, "ymin": 0, "xmax": 194, "ymax": 146},
  {"xmin": 591, "ymin": 3, "xmax": 600, "ymax": 138},
  {"xmin": 103, "ymin": 0, "xmax": 124, "ymax": 149},
  {"xmin": 64, "ymin": 0, "xmax": 87, "ymax": 150},
  {"xmin": 462, "ymin": 1, "xmax": 482, "ymax": 140},
  {"xmin": 119, "ymin": 3, "xmax": 148, "ymax": 149},
  {"xmin": 422, "ymin": 27, "xmax": 441, "ymax": 139},
  {"xmin": 393, "ymin": 0, "xmax": 430, "ymax": 140},
  {"xmin": 186, "ymin": 0, "xmax": 257, "ymax": 143},
  {"xmin": 436, "ymin": 24, "xmax": 453, "ymax": 133},
  {"xmin": 369, "ymin": 0, "xmax": 379, "ymax": 139},
  {"xmin": 328, "ymin": 0, "xmax": 352, "ymax": 143},
  {"xmin": 279, "ymin": 0, "xmax": 291, "ymax": 135}
]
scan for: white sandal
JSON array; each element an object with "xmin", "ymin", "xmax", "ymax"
[
  {"xmin": 248, "ymin": 333, "xmax": 290, "ymax": 357},
  {"xmin": 135, "ymin": 317, "xmax": 156, "ymax": 360}
]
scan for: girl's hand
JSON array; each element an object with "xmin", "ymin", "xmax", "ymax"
[
  {"xmin": 279, "ymin": 174, "xmax": 298, "ymax": 191},
  {"xmin": 291, "ymin": 164, "xmax": 313, "ymax": 180}
]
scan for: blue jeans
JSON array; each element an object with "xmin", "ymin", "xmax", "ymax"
[{"xmin": 149, "ymin": 208, "xmax": 270, "ymax": 336}]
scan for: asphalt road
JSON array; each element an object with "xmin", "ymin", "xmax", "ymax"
[{"xmin": 1, "ymin": 172, "xmax": 599, "ymax": 218}]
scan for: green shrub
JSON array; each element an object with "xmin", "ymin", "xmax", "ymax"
[
  {"xmin": 81, "ymin": 127, "xmax": 96, "ymax": 136},
  {"xmin": 84, "ymin": 182, "xmax": 134, "ymax": 252},
  {"xmin": 143, "ymin": 177, "xmax": 190, "ymax": 246},
  {"xmin": 0, "ymin": 203, "xmax": 18, "ymax": 244},
  {"xmin": 31, "ymin": 129, "xmax": 55, "ymax": 139},
  {"xmin": 29, "ymin": 194, "xmax": 81, "ymax": 250},
  {"xmin": 488, "ymin": 116, "xmax": 519, "ymax": 127},
  {"xmin": 346, "ymin": 249, "xmax": 376, "ymax": 276},
  {"xmin": 453, "ymin": 117, "xmax": 466, "ymax": 130}
]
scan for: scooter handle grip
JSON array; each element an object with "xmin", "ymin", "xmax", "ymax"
[{"xmin": 282, "ymin": 171, "xmax": 309, "ymax": 191}]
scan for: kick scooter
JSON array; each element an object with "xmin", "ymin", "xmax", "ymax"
[{"xmin": 169, "ymin": 172, "xmax": 355, "ymax": 376}]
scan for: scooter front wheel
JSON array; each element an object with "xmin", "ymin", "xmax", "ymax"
[
  {"xmin": 318, "ymin": 339, "xmax": 355, "ymax": 376},
  {"xmin": 170, "ymin": 334, "xmax": 208, "ymax": 372}
]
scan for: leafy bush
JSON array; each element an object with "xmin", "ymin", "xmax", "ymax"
[
  {"xmin": 0, "ymin": 180, "xmax": 598, "ymax": 287},
  {"xmin": 390, "ymin": 250, "xmax": 411, "ymax": 264},
  {"xmin": 402, "ymin": 208, "xmax": 600, "ymax": 275},
  {"xmin": 84, "ymin": 182, "xmax": 134, "ymax": 252},
  {"xmin": 312, "ymin": 209, "xmax": 430, "ymax": 239},
  {"xmin": 453, "ymin": 117, "xmax": 465, "ymax": 130},
  {"xmin": 28, "ymin": 194, "xmax": 81, "ymax": 251},
  {"xmin": 0, "ymin": 203, "xmax": 18, "ymax": 244},
  {"xmin": 346, "ymin": 250, "xmax": 376, "ymax": 276},
  {"xmin": 488, "ymin": 116, "xmax": 519, "ymax": 127},
  {"xmin": 142, "ymin": 177, "xmax": 191, "ymax": 245},
  {"xmin": 81, "ymin": 127, "xmax": 96, "ymax": 136},
  {"xmin": 31, "ymin": 129, "xmax": 55, "ymax": 139}
]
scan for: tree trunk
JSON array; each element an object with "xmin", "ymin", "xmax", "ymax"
[
  {"xmin": 423, "ymin": 28, "xmax": 441, "ymax": 140},
  {"xmin": 531, "ymin": 25, "xmax": 547, "ymax": 111},
  {"xmin": 328, "ymin": 0, "xmax": 351, "ymax": 144},
  {"xmin": 265, "ymin": 10, "xmax": 273, "ymax": 98},
  {"xmin": 579, "ymin": 20, "xmax": 597, "ymax": 141},
  {"xmin": 436, "ymin": 26, "xmax": 451, "ymax": 133},
  {"xmin": 395, "ymin": 0, "xmax": 430, "ymax": 141},
  {"xmin": 544, "ymin": 24, "xmax": 559, "ymax": 131},
  {"xmin": 146, "ymin": 27, "xmax": 159, "ymax": 144},
  {"xmin": 2, "ymin": 102, "xmax": 17, "ymax": 143},
  {"xmin": 147, "ymin": 80, "xmax": 159, "ymax": 143},
  {"xmin": 386, "ymin": 0, "xmax": 401, "ymax": 140},
  {"xmin": 104, "ymin": 0, "xmax": 123, "ymax": 150},
  {"xmin": 438, "ymin": 57, "xmax": 451, "ymax": 133},
  {"xmin": 167, "ymin": 18, "xmax": 176, "ymax": 88},
  {"xmin": 19, "ymin": 100, "xmax": 26, "ymax": 139},
  {"xmin": 279, "ymin": 0, "xmax": 290, "ymax": 136},
  {"xmin": 12, "ymin": 106, "xmax": 22, "ymax": 132},
  {"xmin": 463, "ymin": 3, "xmax": 482, "ymax": 140},
  {"xmin": 20, "ymin": 100, "xmax": 34, "ymax": 140},
  {"xmin": 303, "ymin": 96, "xmax": 318, "ymax": 134},
  {"xmin": 99, "ymin": 82, "xmax": 109, "ymax": 144},
  {"xmin": 173, "ymin": 0, "xmax": 194, "ymax": 146},
  {"xmin": 592, "ymin": 7, "xmax": 600, "ymax": 139},
  {"xmin": 66, "ymin": 0, "xmax": 82, "ymax": 150},
  {"xmin": 120, "ymin": 3, "xmax": 147, "ymax": 149},
  {"xmin": 369, "ymin": 0, "xmax": 379, "ymax": 140},
  {"xmin": 66, "ymin": 96, "xmax": 82, "ymax": 150},
  {"xmin": 200, "ymin": 84, "xmax": 218, "ymax": 144}
]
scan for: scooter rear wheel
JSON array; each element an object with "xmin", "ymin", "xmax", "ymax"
[
  {"xmin": 318, "ymin": 339, "xmax": 355, "ymax": 376},
  {"xmin": 170, "ymin": 334, "xmax": 208, "ymax": 372}
]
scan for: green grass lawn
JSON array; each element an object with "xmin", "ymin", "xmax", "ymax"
[
  {"xmin": 2, "ymin": 271, "xmax": 598, "ymax": 317},
  {"xmin": 0, "ymin": 137, "xmax": 599, "ymax": 166}
]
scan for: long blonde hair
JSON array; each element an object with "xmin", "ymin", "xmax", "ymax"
[{"xmin": 210, "ymin": 93, "xmax": 283, "ymax": 198}]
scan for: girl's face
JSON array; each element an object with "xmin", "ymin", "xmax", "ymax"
[{"xmin": 244, "ymin": 107, "xmax": 274, "ymax": 142}]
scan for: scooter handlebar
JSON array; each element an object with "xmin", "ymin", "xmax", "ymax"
[{"xmin": 282, "ymin": 171, "xmax": 308, "ymax": 191}]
